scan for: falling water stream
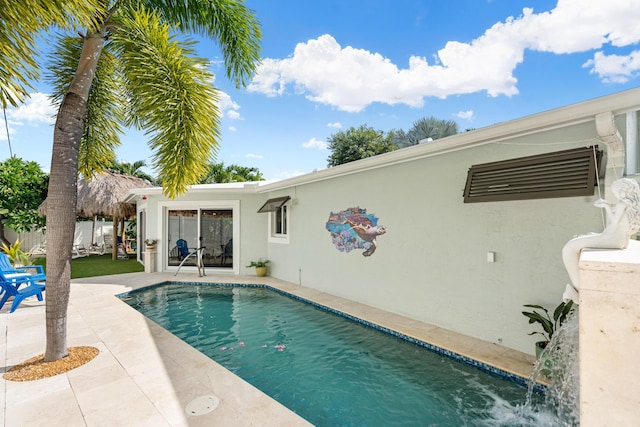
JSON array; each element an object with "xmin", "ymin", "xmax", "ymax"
[
  {"xmin": 473, "ymin": 311, "xmax": 580, "ymax": 427},
  {"xmin": 524, "ymin": 310, "xmax": 580, "ymax": 426}
]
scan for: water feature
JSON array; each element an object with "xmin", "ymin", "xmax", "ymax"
[
  {"xmin": 525, "ymin": 311, "xmax": 579, "ymax": 426},
  {"xmin": 119, "ymin": 283, "xmax": 566, "ymax": 426}
]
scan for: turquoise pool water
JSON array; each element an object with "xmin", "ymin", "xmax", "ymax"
[{"xmin": 120, "ymin": 283, "xmax": 546, "ymax": 426}]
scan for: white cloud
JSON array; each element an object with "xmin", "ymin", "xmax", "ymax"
[
  {"xmin": 248, "ymin": 0, "xmax": 640, "ymax": 112},
  {"xmin": 226, "ymin": 110, "xmax": 241, "ymax": 120},
  {"xmin": 302, "ymin": 137, "xmax": 328, "ymax": 150},
  {"xmin": 456, "ymin": 110, "xmax": 475, "ymax": 121},
  {"xmin": 228, "ymin": 126, "xmax": 237, "ymax": 132},
  {"xmin": 246, "ymin": 153, "xmax": 263, "ymax": 159},
  {"xmin": 584, "ymin": 50, "xmax": 640, "ymax": 83},
  {"xmin": 0, "ymin": 124, "xmax": 15, "ymax": 141},
  {"xmin": 327, "ymin": 122, "xmax": 342, "ymax": 128},
  {"xmin": 216, "ymin": 91, "xmax": 242, "ymax": 119},
  {"xmin": 7, "ymin": 92, "xmax": 57, "ymax": 125},
  {"xmin": 272, "ymin": 170, "xmax": 307, "ymax": 180}
]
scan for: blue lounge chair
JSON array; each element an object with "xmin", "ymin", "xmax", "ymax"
[
  {"xmin": 176, "ymin": 239, "xmax": 190, "ymax": 260},
  {"xmin": 0, "ymin": 253, "xmax": 46, "ymax": 282},
  {"xmin": 0, "ymin": 280, "xmax": 45, "ymax": 313},
  {"xmin": 0, "ymin": 253, "xmax": 46, "ymax": 312}
]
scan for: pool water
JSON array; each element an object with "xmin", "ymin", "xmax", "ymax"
[{"xmin": 120, "ymin": 283, "xmax": 546, "ymax": 426}]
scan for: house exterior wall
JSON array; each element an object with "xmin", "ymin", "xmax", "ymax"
[
  {"xmin": 136, "ymin": 188, "xmax": 270, "ymax": 275},
  {"xmin": 128, "ymin": 89, "xmax": 640, "ymax": 356},
  {"xmin": 265, "ymin": 122, "xmax": 605, "ymax": 355}
]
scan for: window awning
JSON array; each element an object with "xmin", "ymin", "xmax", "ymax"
[
  {"xmin": 463, "ymin": 146, "xmax": 602, "ymax": 203},
  {"xmin": 257, "ymin": 196, "xmax": 291, "ymax": 213}
]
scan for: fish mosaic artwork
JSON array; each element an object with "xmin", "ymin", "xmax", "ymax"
[{"xmin": 325, "ymin": 207, "xmax": 386, "ymax": 256}]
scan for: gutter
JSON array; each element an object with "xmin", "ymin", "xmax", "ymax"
[
  {"xmin": 595, "ymin": 111, "xmax": 625, "ymax": 207},
  {"xmin": 257, "ymin": 87, "xmax": 640, "ymax": 193}
]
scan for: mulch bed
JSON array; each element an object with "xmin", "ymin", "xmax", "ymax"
[{"xmin": 3, "ymin": 346, "xmax": 99, "ymax": 381}]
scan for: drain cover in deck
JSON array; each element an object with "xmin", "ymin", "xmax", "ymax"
[{"xmin": 185, "ymin": 395, "xmax": 220, "ymax": 416}]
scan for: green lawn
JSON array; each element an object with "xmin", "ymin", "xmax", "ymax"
[{"xmin": 33, "ymin": 254, "xmax": 144, "ymax": 279}]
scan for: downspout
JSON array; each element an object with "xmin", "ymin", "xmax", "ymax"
[
  {"xmin": 626, "ymin": 111, "xmax": 638, "ymax": 175},
  {"xmin": 595, "ymin": 112, "xmax": 625, "ymax": 211}
]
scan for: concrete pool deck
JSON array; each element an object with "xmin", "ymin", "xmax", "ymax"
[{"xmin": 0, "ymin": 272, "xmax": 537, "ymax": 426}]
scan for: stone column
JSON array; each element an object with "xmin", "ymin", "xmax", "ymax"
[
  {"xmin": 578, "ymin": 239, "xmax": 640, "ymax": 426},
  {"xmin": 144, "ymin": 250, "xmax": 156, "ymax": 273}
]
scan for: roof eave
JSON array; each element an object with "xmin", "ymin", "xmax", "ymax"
[{"xmin": 256, "ymin": 87, "xmax": 640, "ymax": 193}]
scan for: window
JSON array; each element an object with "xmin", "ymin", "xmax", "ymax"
[
  {"xmin": 258, "ymin": 196, "xmax": 291, "ymax": 243},
  {"xmin": 463, "ymin": 146, "xmax": 602, "ymax": 203},
  {"xmin": 273, "ymin": 204, "xmax": 288, "ymax": 236}
]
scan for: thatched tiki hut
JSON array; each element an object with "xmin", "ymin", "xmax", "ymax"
[{"xmin": 40, "ymin": 171, "xmax": 152, "ymax": 260}]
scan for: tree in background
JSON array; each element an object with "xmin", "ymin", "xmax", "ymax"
[
  {"xmin": 108, "ymin": 159, "xmax": 156, "ymax": 185},
  {"xmin": 391, "ymin": 116, "xmax": 459, "ymax": 148},
  {"xmin": 199, "ymin": 162, "xmax": 265, "ymax": 184},
  {"xmin": 0, "ymin": 158, "xmax": 48, "ymax": 247},
  {"xmin": 327, "ymin": 125, "xmax": 395, "ymax": 167},
  {"xmin": 3, "ymin": 1, "xmax": 261, "ymax": 362}
]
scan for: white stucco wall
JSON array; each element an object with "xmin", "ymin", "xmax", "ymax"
[
  {"xmin": 264, "ymin": 122, "xmax": 605, "ymax": 355},
  {"xmin": 129, "ymin": 88, "xmax": 640, "ymax": 356},
  {"xmin": 135, "ymin": 187, "xmax": 270, "ymax": 275}
]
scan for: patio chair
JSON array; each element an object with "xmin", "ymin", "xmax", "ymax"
[
  {"xmin": 0, "ymin": 279, "xmax": 45, "ymax": 313},
  {"xmin": 0, "ymin": 253, "xmax": 46, "ymax": 282},
  {"xmin": 72, "ymin": 244, "xmax": 89, "ymax": 259},
  {"xmin": 220, "ymin": 238, "xmax": 233, "ymax": 265},
  {"xmin": 0, "ymin": 253, "xmax": 46, "ymax": 312},
  {"xmin": 103, "ymin": 234, "xmax": 114, "ymax": 252},
  {"xmin": 176, "ymin": 239, "xmax": 190, "ymax": 260}
]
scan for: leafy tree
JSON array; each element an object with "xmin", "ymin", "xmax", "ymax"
[
  {"xmin": 108, "ymin": 159, "xmax": 156, "ymax": 185},
  {"xmin": 2, "ymin": 1, "xmax": 261, "ymax": 362},
  {"xmin": 0, "ymin": 158, "xmax": 49, "ymax": 247},
  {"xmin": 199, "ymin": 162, "xmax": 265, "ymax": 184},
  {"xmin": 391, "ymin": 116, "xmax": 459, "ymax": 149},
  {"xmin": 327, "ymin": 125, "xmax": 395, "ymax": 167}
]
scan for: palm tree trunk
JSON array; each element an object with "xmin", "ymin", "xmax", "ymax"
[
  {"xmin": 91, "ymin": 214, "xmax": 97, "ymax": 245},
  {"xmin": 0, "ymin": 220, "xmax": 11, "ymax": 248},
  {"xmin": 45, "ymin": 34, "xmax": 105, "ymax": 362},
  {"xmin": 112, "ymin": 216, "xmax": 118, "ymax": 260}
]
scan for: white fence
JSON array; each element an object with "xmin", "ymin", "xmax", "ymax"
[{"xmin": 6, "ymin": 220, "xmax": 130, "ymax": 254}]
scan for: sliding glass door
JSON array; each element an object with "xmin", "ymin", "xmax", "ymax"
[
  {"xmin": 200, "ymin": 209, "xmax": 233, "ymax": 268},
  {"xmin": 166, "ymin": 208, "xmax": 234, "ymax": 269}
]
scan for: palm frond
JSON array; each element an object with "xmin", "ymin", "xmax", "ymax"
[
  {"xmin": 115, "ymin": 7, "xmax": 221, "ymax": 198},
  {"xmin": 47, "ymin": 35, "xmax": 124, "ymax": 176},
  {"xmin": 0, "ymin": 0, "xmax": 104, "ymax": 107},
  {"xmin": 145, "ymin": 0, "xmax": 262, "ymax": 87}
]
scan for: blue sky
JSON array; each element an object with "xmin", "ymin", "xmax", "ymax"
[{"xmin": 2, "ymin": 0, "xmax": 640, "ymax": 181}]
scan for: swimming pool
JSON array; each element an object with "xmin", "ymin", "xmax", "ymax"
[{"xmin": 120, "ymin": 283, "xmax": 548, "ymax": 426}]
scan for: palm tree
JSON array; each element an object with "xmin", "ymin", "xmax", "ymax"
[
  {"xmin": 392, "ymin": 116, "xmax": 459, "ymax": 148},
  {"xmin": 199, "ymin": 161, "xmax": 265, "ymax": 183},
  {"xmin": 6, "ymin": 1, "xmax": 261, "ymax": 362},
  {"xmin": 109, "ymin": 160, "xmax": 156, "ymax": 185}
]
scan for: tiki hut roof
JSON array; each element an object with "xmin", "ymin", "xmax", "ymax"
[{"xmin": 39, "ymin": 171, "xmax": 152, "ymax": 219}]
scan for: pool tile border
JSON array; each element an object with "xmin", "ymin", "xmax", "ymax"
[{"xmin": 118, "ymin": 281, "xmax": 545, "ymax": 393}]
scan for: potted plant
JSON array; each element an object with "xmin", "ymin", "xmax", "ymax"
[
  {"xmin": 247, "ymin": 259, "xmax": 269, "ymax": 277},
  {"xmin": 522, "ymin": 300, "xmax": 575, "ymax": 359},
  {"xmin": 144, "ymin": 239, "xmax": 157, "ymax": 251},
  {"xmin": 1, "ymin": 238, "xmax": 31, "ymax": 267}
]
